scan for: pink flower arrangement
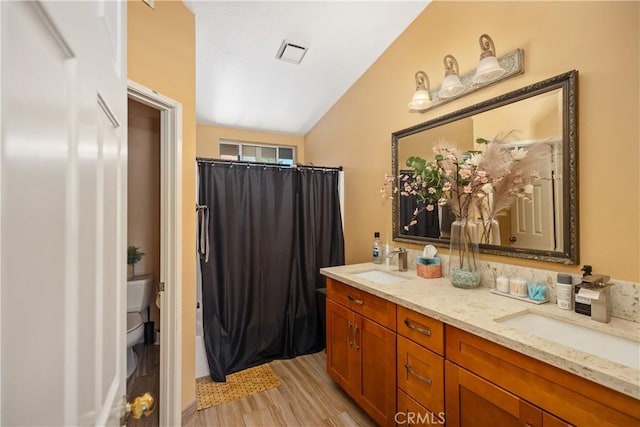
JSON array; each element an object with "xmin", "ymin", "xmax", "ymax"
[{"xmin": 382, "ymin": 138, "xmax": 548, "ymax": 231}]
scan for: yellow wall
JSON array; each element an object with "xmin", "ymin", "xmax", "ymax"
[
  {"xmin": 472, "ymin": 91, "xmax": 561, "ymax": 144},
  {"xmin": 197, "ymin": 123, "xmax": 305, "ymax": 163},
  {"xmin": 127, "ymin": 0, "xmax": 197, "ymax": 410},
  {"xmin": 305, "ymin": 1, "xmax": 640, "ymax": 282},
  {"xmin": 128, "ymin": 99, "xmax": 161, "ymax": 327},
  {"xmin": 398, "ymin": 118, "xmax": 473, "ymax": 165}
]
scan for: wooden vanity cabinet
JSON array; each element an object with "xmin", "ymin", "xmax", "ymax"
[
  {"xmin": 396, "ymin": 306, "xmax": 445, "ymax": 424},
  {"xmin": 326, "ymin": 278, "xmax": 397, "ymax": 426},
  {"xmin": 445, "ymin": 361, "xmax": 571, "ymax": 427},
  {"xmin": 325, "ymin": 276, "xmax": 639, "ymax": 427},
  {"xmin": 445, "ymin": 325, "xmax": 640, "ymax": 427}
]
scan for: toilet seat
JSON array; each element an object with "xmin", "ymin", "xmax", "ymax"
[
  {"xmin": 126, "ymin": 312, "xmax": 145, "ymax": 378},
  {"xmin": 127, "ymin": 312, "xmax": 143, "ymax": 334},
  {"xmin": 126, "ymin": 312, "xmax": 145, "ymax": 350}
]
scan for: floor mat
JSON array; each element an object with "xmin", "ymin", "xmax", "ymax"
[{"xmin": 196, "ymin": 363, "xmax": 281, "ymax": 410}]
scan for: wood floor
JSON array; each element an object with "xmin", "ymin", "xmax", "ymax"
[
  {"xmin": 185, "ymin": 351, "xmax": 375, "ymax": 427},
  {"xmin": 127, "ymin": 343, "xmax": 160, "ymax": 427}
]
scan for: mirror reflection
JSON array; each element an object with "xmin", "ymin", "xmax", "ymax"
[{"xmin": 392, "ymin": 71, "xmax": 578, "ymax": 264}]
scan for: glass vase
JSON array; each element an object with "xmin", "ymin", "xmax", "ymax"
[
  {"xmin": 448, "ymin": 218, "xmax": 481, "ymax": 288},
  {"xmin": 476, "ymin": 218, "xmax": 501, "ymax": 245}
]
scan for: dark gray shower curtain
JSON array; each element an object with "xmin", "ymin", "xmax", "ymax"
[
  {"xmin": 400, "ymin": 194, "xmax": 440, "ymax": 238},
  {"xmin": 198, "ymin": 161, "xmax": 344, "ymax": 381},
  {"xmin": 399, "ymin": 170, "xmax": 441, "ymax": 238}
]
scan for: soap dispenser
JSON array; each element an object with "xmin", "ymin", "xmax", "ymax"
[
  {"xmin": 575, "ymin": 265, "xmax": 612, "ymax": 321},
  {"xmin": 574, "ymin": 265, "xmax": 592, "ymax": 315}
]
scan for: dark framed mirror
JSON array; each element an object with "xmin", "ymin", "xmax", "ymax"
[{"xmin": 392, "ymin": 70, "xmax": 578, "ymax": 264}]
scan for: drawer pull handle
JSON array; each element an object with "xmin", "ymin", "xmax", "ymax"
[
  {"xmin": 347, "ymin": 321, "xmax": 353, "ymax": 347},
  {"xmin": 404, "ymin": 318, "xmax": 431, "ymax": 336},
  {"xmin": 405, "ymin": 363, "xmax": 432, "ymax": 385},
  {"xmin": 354, "ymin": 324, "xmax": 360, "ymax": 351},
  {"xmin": 347, "ymin": 294, "xmax": 364, "ymax": 305}
]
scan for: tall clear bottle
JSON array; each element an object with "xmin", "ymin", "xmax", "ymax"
[{"xmin": 372, "ymin": 232, "xmax": 382, "ymax": 264}]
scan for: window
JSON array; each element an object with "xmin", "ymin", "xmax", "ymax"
[{"xmin": 219, "ymin": 141, "xmax": 296, "ymax": 166}]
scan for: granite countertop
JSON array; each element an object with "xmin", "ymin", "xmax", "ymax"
[{"xmin": 320, "ymin": 263, "xmax": 640, "ymax": 400}]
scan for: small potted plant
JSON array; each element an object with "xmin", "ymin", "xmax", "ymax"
[{"xmin": 127, "ymin": 245, "xmax": 145, "ymax": 279}]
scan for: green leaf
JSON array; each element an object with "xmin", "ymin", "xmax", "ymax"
[
  {"xmin": 406, "ymin": 156, "xmax": 427, "ymax": 170},
  {"xmin": 127, "ymin": 245, "xmax": 145, "ymax": 265}
]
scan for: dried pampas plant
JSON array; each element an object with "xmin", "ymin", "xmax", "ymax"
[
  {"xmin": 482, "ymin": 138, "xmax": 551, "ymax": 219},
  {"xmin": 381, "ymin": 132, "xmax": 551, "ymax": 232}
]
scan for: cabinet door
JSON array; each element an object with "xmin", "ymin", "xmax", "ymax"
[
  {"xmin": 356, "ymin": 314, "xmax": 397, "ymax": 426},
  {"xmin": 397, "ymin": 335, "xmax": 444, "ymax": 415},
  {"xmin": 326, "ymin": 299, "xmax": 356, "ymax": 394},
  {"xmin": 445, "ymin": 361, "xmax": 542, "ymax": 427}
]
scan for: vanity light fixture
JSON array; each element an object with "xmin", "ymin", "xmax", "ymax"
[
  {"xmin": 472, "ymin": 34, "xmax": 507, "ymax": 84},
  {"xmin": 407, "ymin": 35, "xmax": 523, "ymax": 114},
  {"xmin": 438, "ymin": 54, "xmax": 466, "ymax": 99},
  {"xmin": 408, "ymin": 71, "xmax": 432, "ymax": 111}
]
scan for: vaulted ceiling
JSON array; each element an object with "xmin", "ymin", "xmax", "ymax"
[{"xmin": 185, "ymin": 1, "xmax": 430, "ymax": 135}]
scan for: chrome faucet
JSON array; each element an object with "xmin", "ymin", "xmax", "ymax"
[{"xmin": 386, "ymin": 247, "xmax": 408, "ymax": 272}]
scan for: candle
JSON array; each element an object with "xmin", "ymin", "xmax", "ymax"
[
  {"xmin": 509, "ymin": 278, "xmax": 528, "ymax": 297},
  {"xmin": 496, "ymin": 276, "xmax": 510, "ymax": 293}
]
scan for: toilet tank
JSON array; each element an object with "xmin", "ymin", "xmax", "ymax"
[{"xmin": 127, "ymin": 276, "xmax": 152, "ymax": 313}]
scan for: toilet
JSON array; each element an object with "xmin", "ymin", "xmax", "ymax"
[{"xmin": 127, "ymin": 275, "xmax": 152, "ymax": 378}]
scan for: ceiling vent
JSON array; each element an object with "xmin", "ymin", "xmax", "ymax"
[{"xmin": 276, "ymin": 40, "xmax": 308, "ymax": 64}]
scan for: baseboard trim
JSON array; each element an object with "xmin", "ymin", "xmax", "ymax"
[{"xmin": 181, "ymin": 400, "xmax": 197, "ymax": 425}]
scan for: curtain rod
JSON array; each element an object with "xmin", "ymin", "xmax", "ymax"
[{"xmin": 196, "ymin": 157, "xmax": 342, "ymax": 172}]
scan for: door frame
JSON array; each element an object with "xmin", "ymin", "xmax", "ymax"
[{"xmin": 127, "ymin": 80, "xmax": 182, "ymax": 427}]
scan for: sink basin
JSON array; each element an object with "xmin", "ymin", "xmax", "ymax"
[
  {"xmin": 497, "ymin": 312, "xmax": 640, "ymax": 369},
  {"xmin": 352, "ymin": 270, "xmax": 407, "ymax": 285}
]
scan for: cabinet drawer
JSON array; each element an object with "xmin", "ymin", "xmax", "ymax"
[
  {"xmin": 397, "ymin": 389, "xmax": 444, "ymax": 426},
  {"xmin": 446, "ymin": 325, "xmax": 639, "ymax": 426},
  {"xmin": 397, "ymin": 335, "xmax": 444, "ymax": 416},
  {"xmin": 397, "ymin": 305, "xmax": 444, "ymax": 355},
  {"xmin": 327, "ymin": 278, "xmax": 396, "ymax": 329}
]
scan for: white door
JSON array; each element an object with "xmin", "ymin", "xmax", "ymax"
[
  {"xmin": 509, "ymin": 144, "xmax": 556, "ymax": 251},
  {"xmin": 1, "ymin": 1, "xmax": 129, "ymax": 425}
]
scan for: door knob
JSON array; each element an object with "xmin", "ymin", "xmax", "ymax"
[{"xmin": 121, "ymin": 392, "xmax": 155, "ymax": 425}]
